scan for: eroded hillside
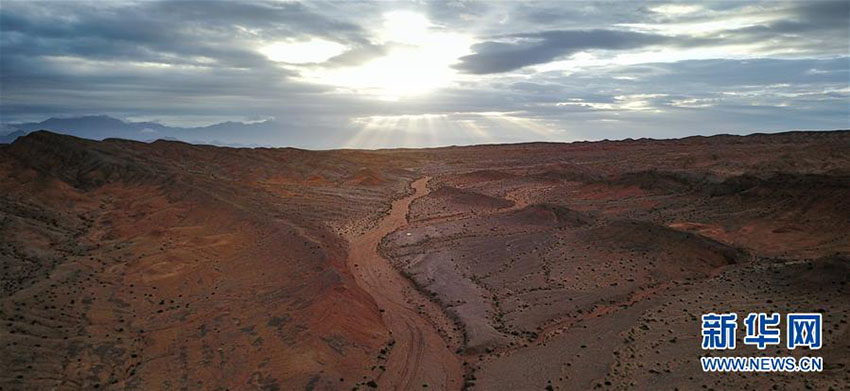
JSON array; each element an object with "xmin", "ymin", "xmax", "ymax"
[
  {"xmin": 0, "ymin": 132, "xmax": 420, "ymax": 390},
  {"xmin": 381, "ymin": 131, "xmax": 850, "ymax": 390},
  {"xmin": 1, "ymin": 130, "xmax": 849, "ymax": 390}
]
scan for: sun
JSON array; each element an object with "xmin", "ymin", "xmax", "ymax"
[{"xmin": 298, "ymin": 11, "xmax": 474, "ymax": 100}]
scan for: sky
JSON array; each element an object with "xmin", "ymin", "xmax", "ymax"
[{"xmin": 1, "ymin": 0, "xmax": 848, "ymax": 148}]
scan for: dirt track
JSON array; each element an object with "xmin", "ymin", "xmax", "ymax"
[{"xmin": 345, "ymin": 177, "xmax": 463, "ymax": 390}]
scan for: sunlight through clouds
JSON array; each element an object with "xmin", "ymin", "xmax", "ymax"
[
  {"xmin": 648, "ymin": 4, "xmax": 703, "ymax": 16},
  {"xmin": 259, "ymin": 39, "xmax": 347, "ymax": 64},
  {"xmin": 2, "ymin": 1, "xmax": 847, "ymax": 147},
  {"xmin": 298, "ymin": 11, "xmax": 474, "ymax": 100},
  {"xmin": 555, "ymin": 94, "xmax": 667, "ymax": 113}
]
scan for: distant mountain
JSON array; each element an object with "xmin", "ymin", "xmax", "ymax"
[
  {"xmin": 0, "ymin": 130, "xmax": 27, "ymax": 144},
  {"xmin": 2, "ymin": 115, "xmax": 284, "ymax": 146}
]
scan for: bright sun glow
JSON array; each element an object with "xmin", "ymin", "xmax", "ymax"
[
  {"xmin": 299, "ymin": 11, "xmax": 474, "ymax": 100},
  {"xmin": 260, "ymin": 39, "xmax": 347, "ymax": 64},
  {"xmin": 648, "ymin": 4, "xmax": 703, "ymax": 16}
]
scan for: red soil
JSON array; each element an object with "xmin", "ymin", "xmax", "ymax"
[{"xmin": 1, "ymin": 130, "xmax": 849, "ymax": 390}]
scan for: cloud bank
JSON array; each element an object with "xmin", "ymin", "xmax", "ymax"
[{"xmin": 1, "ymin": 0, "xmax": 847, "ymax": 148}]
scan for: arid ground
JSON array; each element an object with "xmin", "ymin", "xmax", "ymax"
[{"xmin": 1, "ymin": 130, "xmax": 849, "ymax": 390}]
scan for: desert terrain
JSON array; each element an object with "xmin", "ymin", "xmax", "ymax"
[{"xmin": 1, "ymin": 130, "xmax": 849, "ymax": 390}]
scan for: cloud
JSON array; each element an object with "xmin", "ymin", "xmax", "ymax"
[
  {"xmin": 324, "ymin": 43, "xmax": 389, "ymax": 67},
  {"xmin": 0, "ymin": 0, "xmax": 366, "ymax": 122},
  {"xmin": 0, "ymin": 0, "xmax": 847, "ymax": 147},
  {"xmin": 0, "ymin": 0, "xmax": 369, "ymax": 67},
  {"xmin": 455, "ymin": 29, "xmax": 669, "ymax": 74},
  {"xmin": 454, "ymin": 0, "xmax": 849, "ymax": 75}
]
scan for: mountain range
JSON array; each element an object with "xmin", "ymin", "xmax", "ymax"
[{"xmin": 1, "ymin": 115, "xmax": 287, "ymax": 146}]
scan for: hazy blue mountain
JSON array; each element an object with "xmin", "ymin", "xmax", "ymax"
[
  {"xmin": 0, "ymin": 130, "xmax": 27, "ymax": 144},
  {"xmin": 3, "ymin": 115, "xmax": 283, "ymax": 146}
]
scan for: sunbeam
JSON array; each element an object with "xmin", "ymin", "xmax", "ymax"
[{"xmin": 345, "ymin": 112, "xmax": 567, "ymax": 149}]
